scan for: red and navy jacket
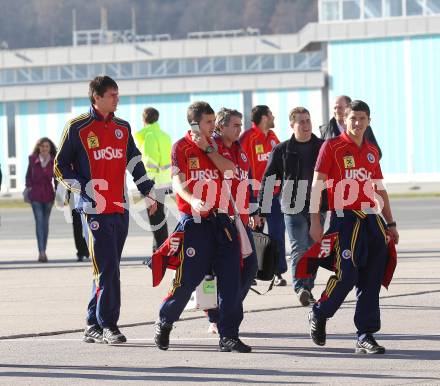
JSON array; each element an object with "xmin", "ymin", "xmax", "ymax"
[
  {"xmin": 315, "ymin": 131, "xmax": 382, "ymax": 211},
  {"xmin": 239, "ymin": 123, "xmax": 280, "ymax": 197},
  {"xmin": 171, "ymin": 131, "xmax": 224, "ymax": 215},
  {"xmin": 296, "ymin": 231, "xmax": 397, "ymax": 289},
  {"xmin": 54, "ymin": 106, "xmax": 154, "ymax": 214},
  {"xmin": 146, "ymin": 230, "xmax": 184, "ymax": 287},
  {"xmin": 215, "ymin": 136, "xmax": 251, "ymax": 224}
]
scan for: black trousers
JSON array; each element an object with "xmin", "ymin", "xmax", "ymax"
[
  {"xmin": 72, "ymin": 209, "xmax": 89, "ymax": 257},
  {"xmin": 148, "ymin": 201, "xmax": 168, "ymax": 253}
]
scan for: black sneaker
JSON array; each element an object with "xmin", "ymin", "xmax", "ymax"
[
  {"xmin": 154, "ymin": 321, "xmax": 173, "ymax": 350},
  {"xmin": 308, "ymin": 311, "xmax": 326, "ymax": 346},
  {"xmin": 298, "ymin": 288, "xmax": 311, "ymax": 306},
  {"xmin": 355, "ymin": 334, "xmax": 385, "ymax": 354},
  {"xmin": 219, "ymin": 337, "xmax": 252, "ymax": 353},
  {"xmin": 83, "ymin": 324, "xmax": 103, "ymax": 343},
  {"xmin": 102, "ymin": 326, "xmax": 127, "ymax": 344}
]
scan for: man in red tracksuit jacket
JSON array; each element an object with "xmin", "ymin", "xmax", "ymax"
[
  {"xmin": 308, "ymin": 100, "xmax": 399, "ymax": 354},
  {"xmin": 55, "ymin": 75, "xmax": 157, "ymax": 345}
]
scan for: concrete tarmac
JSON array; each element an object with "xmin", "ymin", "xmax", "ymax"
[{"xmin": 0, "ymin": 199, "xmax": 439, "ymax": 385}]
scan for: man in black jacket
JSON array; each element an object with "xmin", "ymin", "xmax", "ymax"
[
  {"xmin": 320, "ymin": 95, "xmax": 382, "ymax": 158},
  {"xmin": 259, "ymin": 107, "xmax": 325, "ymax": 306}
]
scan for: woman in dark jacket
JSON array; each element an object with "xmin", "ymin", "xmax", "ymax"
[{"xmin": 25, "ymin": 137, "xmax": 57, "ymax": 262}]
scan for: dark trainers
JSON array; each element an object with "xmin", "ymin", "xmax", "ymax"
[
  {"xmin": 219, "ymin": 337, "xmax": 252, "ymax": 353},
  {"xmin": 298, "ymin": 288, "xmax": 311, "ymax": 306},
  {"xmin": 355, "ymin": 334, "xmax": 385, "ymax": 354},
  {"xmin": 154, "ymin": 321, "xmax": 173, "ymax": 350},
  {"xmin": 83, "ymin": 324, "xmax": 103, "ymax": 343},
  {"xmin": 274, "ymin": 275, "xmax": 287, "ymax": 287},
  {"xmin": 102, "ymin": 326, "xmax": 127, "ymax": 344},
  {"xmin": 308, "ymin": 311, "xmax": 326, "ymax": 346}
]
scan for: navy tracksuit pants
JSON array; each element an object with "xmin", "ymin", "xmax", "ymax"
[
  {"xmin": 313, "ymin": 210, "xmax": 389, "ymax": 336},
  {"xmin": 159, "ymin": 212, "xmax": 242, "ymax": 338},
  {"xmin": 207, "ymin": 225, "xmax": 258, "ymax": 325},
  {"xmin": 82, "ymin": 211, "xmax": 129, "ymax": 328}
]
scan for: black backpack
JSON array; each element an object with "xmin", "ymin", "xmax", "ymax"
[{"xmin": 252, "ymin": 231, "xmax": 279, "ymax": 281}]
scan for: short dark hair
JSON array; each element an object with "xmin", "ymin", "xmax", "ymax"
[
  {"xmin": 336, "ymin": 95, "xmax": 352, "ymax": 105},
  {"xmin": 187, "ymin": 101, "xmax": 214, "ymax": 124},
  {"xmin": 346, "ymin": 100, "xmax": 370, "ymax": 118},
  {"xmin": 32, "ymin": 137, "xmax": 57, "ymax": 158},
  {"xmin": 215, "ymin": 108, "xmax": 243, "ymax": 128},
  {"xmin": 88, "ymin": 75, "xmax": 118, "ymax": 104},
  {"xmin": 289, "ymin": 107, "xmax": 310, "ymax": 123},
  {"xmin": 251, "ymin": 105, "xmax": 270, "ymax": 125},
  {"xmin": 143, "ymin": 107, "xmax": 159, "ymax": 124}
]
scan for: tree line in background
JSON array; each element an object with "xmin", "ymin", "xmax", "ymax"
[{"xmin": 0, "ymin": 0, "xmax": 317, "ymax": 49}]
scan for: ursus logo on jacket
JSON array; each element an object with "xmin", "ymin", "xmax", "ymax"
[{"xmin": 93, "ymin": 147, "xmax": 124, "ymax": 161}]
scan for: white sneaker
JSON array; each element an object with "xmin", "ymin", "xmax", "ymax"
[{"xmin": 208, "ymin": 323, "xmax": 218, "ymax": 334}]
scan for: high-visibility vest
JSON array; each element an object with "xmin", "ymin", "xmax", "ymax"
[{"xmin": 135, "ymin": 122, "xmax": 172, "ymax": 189}]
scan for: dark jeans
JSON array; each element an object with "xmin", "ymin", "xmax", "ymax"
[
  {"xmin": 72, "ymin": 210, "xmax": 89, "ymax": 258},
  {"xmin": 148, "ymin": 200, "xmax": 169, "ymax": 253},
  {"xmin": 31, "ymin": 201, "xmax": 53, "ymax": 252}
]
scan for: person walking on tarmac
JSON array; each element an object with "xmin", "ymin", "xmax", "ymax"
[
  {"xmin": 154, "ymin": 101, "xmax": 251, "ymax": 353},
  {"xmin": 135, "ymin": 107, "xmax": 172, "ymax": 253},
  {"xmin": 308, "ymin": 100, "xmax": 399, "ymax": 354},
  {"xmin": 259, "ymin": 107, "xmax": 326, "ymax": 306},
  {"xmin": 205, "ymin": 107, "xmax": 259, "ymax": 334},
  {"xmin": 55, "ymin": 75, "xmax": 157, "ymax": 345}
]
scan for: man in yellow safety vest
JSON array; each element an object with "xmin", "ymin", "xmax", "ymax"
[{"xmin": 135, "ymin": 107, "xmax": 172, "ymax": 253}]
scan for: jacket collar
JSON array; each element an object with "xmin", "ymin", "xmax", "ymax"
[
  {"xmin": 287, "ymin": 133, "xmax": 319, "ymax": 152},
  {"xmin": 143, "ymin": 122, "xmax": 160, "ymax": 131},
  {"xmin": 340, "ymin": 130, "xmax": 369, "ymax": 150},
  {"xmin": 329, "ymin": 117, "xmax": 342, "ymax": 136},
  {"xmin": 251, "ymin": 122, "xmax": 276, "ymax": 141},
  {"xmin": 90, "ymin": 106, "xmax": 114, "ymax": 122}
]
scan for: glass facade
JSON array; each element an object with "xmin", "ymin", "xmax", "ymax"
[
  {"xmin": 0, "ymin": 51, "xmax": 323, "ymax": 87},
  {"xmin": 320, "ymin": 0, "xmax": 440, "ymax": 21}
]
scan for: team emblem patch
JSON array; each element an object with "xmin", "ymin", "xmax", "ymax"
[
  {"xmin": 87, "ymin": 131, "xmax": 100, "ymax": 149},
  {"xmin": 255, "ymin": 144, "xmax": 264, "ymax": 154},
  {"xmin": 270, "ymin": 139, "xmax": 277, "ymax": 148},
  {"xmin": 240, "ymin": 152, "xmax": 247, "ymax": 162},
  {"xmin": 115, "ymin": 128, "xmax": 124, "ymax": 139},
  {"xmin": 186, "ymin": 247, "xmax": 196, "ymax": 257},
  {"xmin": 189, "ymin": 157, "xmax": 200, "ymax": 169},
  {"xmin": 367, "ymin": 153, "xmax": 375, "ymax": 163},
  {"xmin": 343, "ymin": 155, "xmax": 356, "ymax": 169},
  {"xmin": 90, "ymin": 221, "xmax": 100, "ymax": 231},
  {"xmin": 342, "ymin": 249, "xmax": 352, "ymax": 260}
]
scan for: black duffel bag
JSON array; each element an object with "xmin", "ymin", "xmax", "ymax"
[{"xmin": 252, "ymin": 231, "xmax": 279, "ymax": 281}]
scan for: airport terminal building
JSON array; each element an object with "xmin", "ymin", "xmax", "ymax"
[{"xmin": 1, "ymin": 0, "xmax": 439, "ymax": 191}]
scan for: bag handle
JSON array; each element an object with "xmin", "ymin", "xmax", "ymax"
[{"xmin": 248, "ymin": 276, "xmax": 275, "ymax": 295}]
